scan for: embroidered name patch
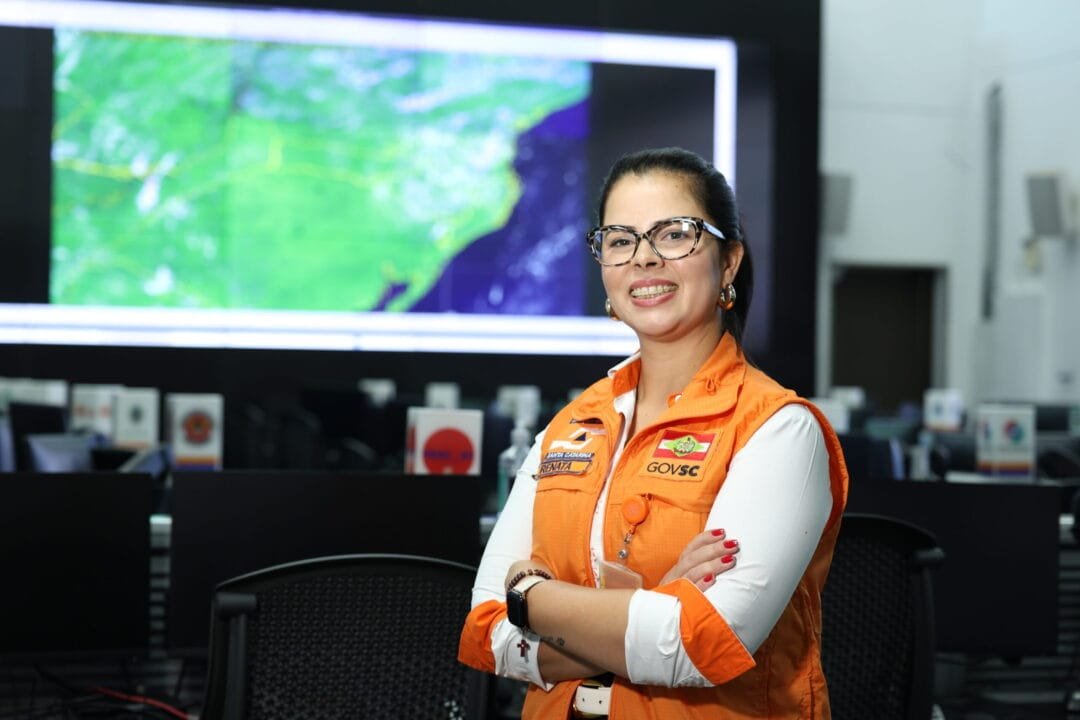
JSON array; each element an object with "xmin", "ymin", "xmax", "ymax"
[
  {"xmin": 653, "ymin": 430, "xmax": 715, "ymax": 461},
  {"xmin": 538, "ymin": 451, "xmax": 594, "ymax": 478}
]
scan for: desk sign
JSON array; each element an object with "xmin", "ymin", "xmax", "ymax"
[
  {"xmin": 3, "ymin": 378, "xmax": 69, "ymax": 408},
  {"xmin": 975, "ymin": 403, "xmax": 1035, "ymax": 479},
  {"xmin": 113, "ymin": 387, "xmax": 160, "ymax": 450},
  {"xmin": 405, "ymin": 407, "xmax": 482, "ymax": 476},
  {"xmin": 166, "ymin": 393, "xmax": 224, "ymax": 470},
  {"xmin": 924, "ymin": 388, "xmax": 965, "ymax": 432},
  {"xmin": 70, "ymin": 383, "xmax": 124, "ymax": 440}
]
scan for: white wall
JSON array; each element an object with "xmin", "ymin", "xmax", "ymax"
[{"xmin": 821, "ymin": 0, "xmax": 1080, "ymax": 408}]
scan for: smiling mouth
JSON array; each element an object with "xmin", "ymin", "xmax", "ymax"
[{"xmin": 629, "ymin": 284, "xmax": 677, "ymax": 299}]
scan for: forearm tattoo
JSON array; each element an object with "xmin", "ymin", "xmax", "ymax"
[{"xmin": 540, "ymin": 635, "xmax": 566, "ymax": 648}]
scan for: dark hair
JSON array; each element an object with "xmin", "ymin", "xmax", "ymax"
[{"xmin": 597, "ymin": 147, "xmax": 753, "ymax": 345}]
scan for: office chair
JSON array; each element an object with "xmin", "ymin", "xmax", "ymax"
[
  {"xmin": 928, "ymin": 431, "xmax": 977, "ymax": 478},
  {"xmin": 1039, "ymin": 444, "xmax": 1080, "ymax": 480},
  {"xmin": 201, "ymin": 554, "xmax": 489, "ymax": 720},
  {"xmin": 821, "ymin": 513, "xmax": 944, "ymax": 720}
]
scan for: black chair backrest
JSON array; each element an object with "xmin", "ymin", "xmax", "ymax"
[
  {"xmin": 201, "ymin": 553, "xmax": 487, "ymax": 720},
  {"xmin": 929, "ymin": 431, "xmax": 976, "ymax": 476},
  {"xmin": 821, "ymin": 513, "xmax": 943, "ymax": 720}
]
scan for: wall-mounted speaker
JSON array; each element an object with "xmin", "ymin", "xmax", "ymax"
[
  {"xmin": 820, "ymin": 172, "xmax": 853, "ymax": 237},
  {"xmin": 1026, "ymin": 173, "xmax": 1067, "ymax": 237}
]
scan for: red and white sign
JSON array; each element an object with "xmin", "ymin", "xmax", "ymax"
[{"xmin": 405, "ymin": 407, "xmax": 482, "ymax": 476}]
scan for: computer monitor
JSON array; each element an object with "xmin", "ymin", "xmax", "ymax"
[
  {"xmin": 837, "ymin": 433, "xmax": 903, "ymax": 481},
  {"xmin": 0, "ymin": 415, "xmax": 13, "ymax": 472},
  {"xmin": 845, "ymin": 480, "xmax": 1059, "ymax": 657},
  {"xmin": 0, "ymin": 472, "xmax": 153, "ymax": 660},
  {"xmin": 23, "ymin": 432, "xmax": 98, "ymax": 472},
  {"xmin": 1035, "ymin": 404, "xmax": 1072, "ymax": 433},
  {"xmin": 167, "ymin": 471, "xmax": 487, "ymax": 655},
  {"xmin": 118, "ymin": 444, "xmax": 171, "ymax": 481}
]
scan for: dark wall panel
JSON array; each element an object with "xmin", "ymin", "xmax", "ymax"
[{"xmin": 0, "ymin": 27, "xmax": 51, "ymax": 303}]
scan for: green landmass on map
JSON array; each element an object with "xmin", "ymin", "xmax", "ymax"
[{"xmin": 50, "ymin": 30, "xmax": 588, "ymax": 311}]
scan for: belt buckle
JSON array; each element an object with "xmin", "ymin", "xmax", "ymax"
[{"xmin": 572, "ymin": 678, "xmax": 611, "ymax": 718}]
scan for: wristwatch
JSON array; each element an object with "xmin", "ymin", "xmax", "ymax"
[{"xmin": 507, "ymin": 574, "xmax": 549, "ymax": 631}]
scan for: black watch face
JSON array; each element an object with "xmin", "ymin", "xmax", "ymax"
[{"xmin": 506, "ymin": 589, "xmax": 527, "ymax": 628}]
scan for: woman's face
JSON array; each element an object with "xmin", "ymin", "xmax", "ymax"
[{"xmin": 600, "ymin": 171, "xmax": 743, "ymax": 346}]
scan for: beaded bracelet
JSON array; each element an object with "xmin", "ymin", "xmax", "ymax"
[{"xmin": 506, "ymin": 567, "xmax": 553, "ymax": 593}]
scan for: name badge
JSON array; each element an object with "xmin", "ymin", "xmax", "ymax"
[{"xmin": 538, "ymin": 451, "xmax": 594, "ymax": 478}]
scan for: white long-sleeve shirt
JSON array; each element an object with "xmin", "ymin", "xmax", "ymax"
[{"xmin": 471, "ymin": 385, "xmax": 833, "ymax": 688}]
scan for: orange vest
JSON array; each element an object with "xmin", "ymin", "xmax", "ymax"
[{"xmin": 460, "ymin": 335, "xmax": 849, "ymax": 719}]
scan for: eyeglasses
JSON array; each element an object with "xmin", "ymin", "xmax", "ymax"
[{"xmin": 585, "ymin": 216, "xmax": 727, "ymax": 267}]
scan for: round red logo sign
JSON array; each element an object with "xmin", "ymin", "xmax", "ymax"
[{"xmin": 422, "ymin": 428, "xmax": 474, "ymax": 474}]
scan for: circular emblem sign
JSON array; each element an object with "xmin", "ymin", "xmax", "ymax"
[
  {"xmin": 182, "ymin": 410, "xmax": 214, "ymax": 445},
  {"xmin": 422, "ymin": 428, "xmax": 475, "ymax": 474}
]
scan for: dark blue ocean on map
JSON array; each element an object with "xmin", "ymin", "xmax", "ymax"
[{"xmin": 409, "ymin": 99, "xmax": 589, "ymax": 317}]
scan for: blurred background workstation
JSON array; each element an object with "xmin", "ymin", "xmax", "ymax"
[{"xmin": 0, "ymin": 0, "xmax": 1078, "ymax": 718}]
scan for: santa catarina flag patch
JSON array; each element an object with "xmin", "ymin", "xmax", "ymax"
[{"xmin": 653, "ymin": 430, "xmax": 715, "ymax": 461}]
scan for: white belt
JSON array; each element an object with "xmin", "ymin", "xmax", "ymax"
[{"xmin": 572, "ymin": 683, "xmax": 611, "ymax": 718}]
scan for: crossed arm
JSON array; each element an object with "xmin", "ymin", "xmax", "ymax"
[{"xmin": 510, "ymin": 525, "xmax": 739, "ymax": 680}]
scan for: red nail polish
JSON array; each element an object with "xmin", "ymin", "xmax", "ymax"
[
  {"xmin": 724, "ymin": 540, "xmax": 738, "ymax": 548},
  {"xmin": 703, "ymin": 574, "xmax": 713, "ymax": 582},
  {"xmin": 721, "ymin": 554, "xmax": 734, "ymax": 563},
  {"xmin": 711, "ymin": 529, "xmax": 725, "ymax": 536}
]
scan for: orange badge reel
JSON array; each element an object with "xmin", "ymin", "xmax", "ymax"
[{"xmin": 598, "ymin": 494, "xmax": 649, "ymax": 589}]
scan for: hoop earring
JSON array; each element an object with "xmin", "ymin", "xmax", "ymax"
[
  {"xmin": 604, "ymin": 298, "xmax": 620, "ymax": 322},
  {"xmin": 718, "ymin": 284, "xmax": 736, "ymax": 311}
]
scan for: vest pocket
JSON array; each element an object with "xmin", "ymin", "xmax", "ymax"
[{"xmin": 535, "ymin": 475, "xmax": 592, "ymax": 493}]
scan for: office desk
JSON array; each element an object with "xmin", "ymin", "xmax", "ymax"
[{"xmin": 845, "ymin": 478, "xmax": 1059, "ymax": 657}]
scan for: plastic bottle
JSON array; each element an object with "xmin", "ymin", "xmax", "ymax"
[{"xmin": 497, "ymin": 423, "xmax": 532, "ymax": 511}]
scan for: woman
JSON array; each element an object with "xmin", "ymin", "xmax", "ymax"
[{"xmin": 459, "ymin": 147, "xmax": 848, "ymax": 719}]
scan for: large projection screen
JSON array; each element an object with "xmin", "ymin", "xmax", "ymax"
[{"xmin": 0, "ymin": 1, "xmax": 737, "ymax": 356}]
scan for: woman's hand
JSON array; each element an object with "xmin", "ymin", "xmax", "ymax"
[
  {"xmin": 504, "ymin": 558, "xmax": 555, "ymax": 594},
  {"xmin": 659, "ymin": 528, "xmax": 740, "ymax": 591}
]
